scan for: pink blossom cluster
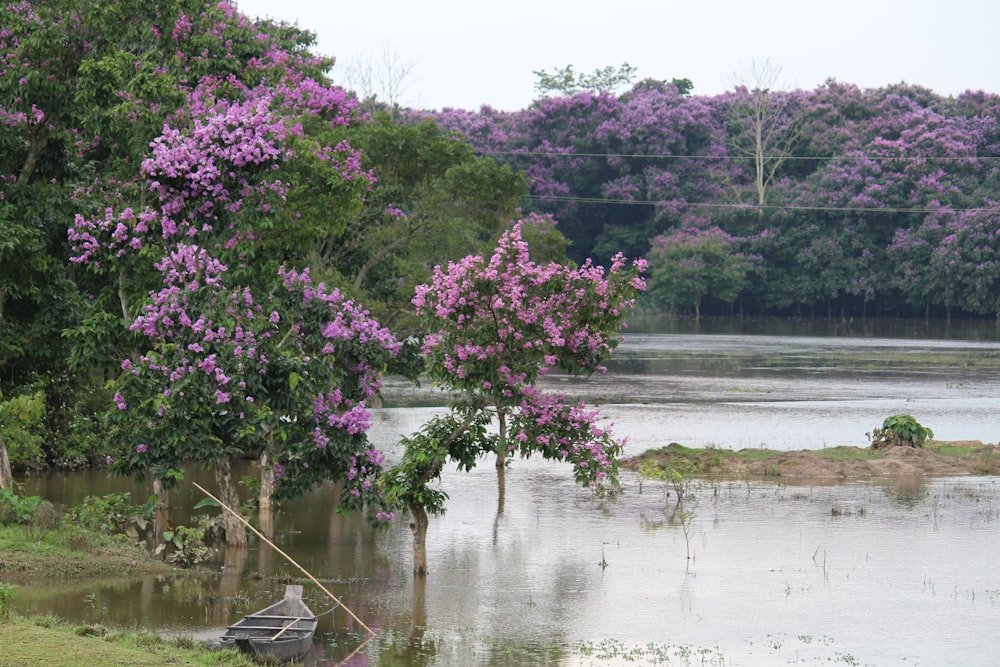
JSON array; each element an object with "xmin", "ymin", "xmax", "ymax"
[
  {"xmin": 510, "ymin": 384, "xmax": 623, "ymax": 488},
  {"xmin": 69, "ymin": 78, "xmax": 371, "ymax": 269},
  {"xmin": 412, "ymin": 219, "xmax": 646, "ymax": 489},
  {"xmin": 414, "ymin": 219, "xmax": 646, "ymax": 388}
]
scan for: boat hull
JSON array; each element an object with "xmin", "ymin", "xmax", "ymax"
[{"xmin": 220, "ymin": 585, "xmax": 318, "ymax": 663}]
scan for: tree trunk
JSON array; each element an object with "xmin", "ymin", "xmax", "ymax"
[
  {"xmin": 492, "ymin": 463, "xmax": 506, "ymax": 545},
  {"xmin": 258, "ymin": 450, "xmax": 273, "ymax": 511},
  {"xmin": 0, "ymin": 433, "xmax": 13, "ymax": 491},
  {"xmin": 496, "ymin": 461, "xmax": 506, "ymax": 514},
  {"xmin": 409, "ymin": 502, "xmax": 429, "ymax": 575},
  {"xmin": 152, "ymin": 478, "xmax": 170, "ymax": 549},
  {"xmin": 215, "ymin": 457, "xmax": 247, "ymax": 546},
  {"xmin": 496, "ymin": 410, "xmax": 507, "ymax": 469}
]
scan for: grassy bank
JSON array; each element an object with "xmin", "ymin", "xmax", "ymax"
[
  {"xmin": 0, "ymin": 523, "xmax": 175, "ymax": 580},
  {"xmin": 0, "ymin": 613, "xmax": 263, "ymax": 667}
]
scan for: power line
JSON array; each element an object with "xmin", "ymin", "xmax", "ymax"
[
  {"xmin": 481, "ymin": 149, "xmax": 1000, "ymax": 162},
  {"xmin": 525, "ymin": 194, "xmax": 1000, "ymax": 215}
]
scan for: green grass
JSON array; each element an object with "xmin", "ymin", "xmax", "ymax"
[
  {"xmin": 816, "ymin": 446, "xmax": 887, "ymax": 462},
  {"xmin": 0, "ymin": 613, "xmax": 266, "ymax": 666},
  {"xmin": 930, "ymin": 443, "xmax": 985, "ymax": 457},
  {"xmin": 733, "ymin": 448, "xmax": 785, "ymax": 461},
  {"xmin": 0, "ymin": 524, "xmax": 175, "ymax": 580},
  {"xmin": 928, "ymin": 442, "xmax": 1000, "ymax": 474}
]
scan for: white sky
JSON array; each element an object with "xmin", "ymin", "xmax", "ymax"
[{"xmin": 234, "ymin": 0, "xmax": 1000, "ymax": 111}]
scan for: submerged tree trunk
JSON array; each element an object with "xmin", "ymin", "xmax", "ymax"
[
  {"xmin": 409, "ymin": 502, "xmax": 429, "ymax": 575},
  {"xmin": 496, "ymin": 410, "xmax": 507, "ymax": 469},
  {"xmin": 496, "ymin": 461, "xmax": 506, "ymax": 514},
  {"xmin": 258, "ymin": 450, "xmax": 273, "ymax": 511},
  {"xmin": 215, "ymin": 457, "xmax": 247, "ymax": 546},
  {"xmin": 0, "ymin": 433, "xmax": 12, "ymax": 490},
  {"xmin": 152, "ymin": 478, "xmax": 170, "ymax": 549}
]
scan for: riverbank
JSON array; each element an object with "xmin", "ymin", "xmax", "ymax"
[
  {"xmin": 0, "ymin": 613, "xmax": 264, "ymax": 667},
  {"xmin": 628, "ymin": 440, "xmax": 1000, "ymax": 482},
  {"xmin": 0, "ymin": 524, "xmax": 175, "ymax": 580}
]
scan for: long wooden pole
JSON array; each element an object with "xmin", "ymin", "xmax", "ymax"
[{"xmin": 192, "ymin": 482, "xmax": 376, "ymax": 637}]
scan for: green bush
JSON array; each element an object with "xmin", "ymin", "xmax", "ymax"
[
  {"xmin": 0, "ymin": 489, "xmax": 47, "ymax": 526},
  {"xmin": 157, "ymin": 525, "xmax": 213, "ymax": 567},
  {"xmin": 0, "ymin": 390, "xmax": 46, "ymax": 471},
  {"xmin": 869, "ymin": 414, "xmax": 934, "ymax": 449},
  {"xmin": 67, "ymin": 493, "xmax": 153, "ymax": 538}
]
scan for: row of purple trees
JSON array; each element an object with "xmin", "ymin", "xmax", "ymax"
[{"xmin": 422, "ymin": 77, "xmax": 1000, "ymax": 319}]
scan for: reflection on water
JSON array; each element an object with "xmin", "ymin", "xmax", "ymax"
[
  {"xmin": 12, "ymin": 454, "xmax": 1000, "ymax": 666},
  {"xmin": 9, "ymin": 326, "xmax": 1000, "ymax": 665}
]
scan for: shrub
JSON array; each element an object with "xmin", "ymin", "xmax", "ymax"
[
  {"xmin": 869, "ymin": 414, "xmax": 934, "ymax": 449},
  {"xmin": 0, "ymin": 489, "xmax": 47, "ymax": 526},
  {"xmin": 157, "ymin": 525, "xmax": 213, "ymax": 567},
  {"xmin": 0, "ymin": 391, "xmax": 46, "ymax": 471},
  {"xmin": 67, "ymin": 492, "xmax": 154, "ymax": 539},
  {"xmin": 0, "ymin": 583, "xmax": 13, "ymax": 620}
]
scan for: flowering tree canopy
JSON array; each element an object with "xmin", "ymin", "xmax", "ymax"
[
  {"xmin": 59, "ymin": 5, "xmax": 404, "ymax": 542},
  {"xmin": 426, "ymin": 78, "xmax": 1000, "ymax": 320},
  {"xmin": 105, "ymin": 245, "xmax": 399, "ymax": 507},
  {"xmin": 381, "ymin": 219, "xmax": 646, "ymax": 574}
]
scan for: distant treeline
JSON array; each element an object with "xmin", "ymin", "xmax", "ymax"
[{"xmin": 420, "ymin": 79, "xmax": 1000, "ymax": 320}]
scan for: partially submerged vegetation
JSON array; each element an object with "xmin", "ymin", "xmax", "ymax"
[
  {"xmin": 630, "ymin": 440, "xmax": 1000, "ymax": 483},
  {"xmin": 0, "ymin": 520, "xmax": 174, "ymax": 580}
]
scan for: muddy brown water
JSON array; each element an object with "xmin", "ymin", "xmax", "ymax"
[{"xmin": 10, "ymin": 321, "xmax": 1000, "ymax": 666}]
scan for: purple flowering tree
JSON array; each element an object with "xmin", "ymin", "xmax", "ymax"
[
  {"xmin": 381, "ymin": 220, "xmax": 646, "ymax": 574},
  {"xmin": 106, "ymin": 245, "xmax": 399, "ymax": 545},
  {"xmin": 68, "ymin": 48, "xmax": 399, "ymax": 544}
]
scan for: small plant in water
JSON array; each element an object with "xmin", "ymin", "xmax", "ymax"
[
  {"xmin": 868, "ymin": 414, "xmax": 933, "ymax": 449},
  {"xmin": 156, "ymin": 525, "xmax": 213, "ymax": 566}
]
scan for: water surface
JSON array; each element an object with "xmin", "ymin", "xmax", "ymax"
[{"xmin": 10, "ymin": 327, "xmax": 1000, "ymax": 666}]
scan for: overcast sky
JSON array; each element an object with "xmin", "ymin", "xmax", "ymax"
[{"xmin": 234, "ymin": 0, "xmax": 1000, "ymax": 111}]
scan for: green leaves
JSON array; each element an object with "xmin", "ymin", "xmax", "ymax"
[
  {"xmin": 533, "ymin": 62, "xmax": 638, "ymax": 96},
  {"xmin": 869, "ymin": 414, "xmax": 935, "ymax": 449}
]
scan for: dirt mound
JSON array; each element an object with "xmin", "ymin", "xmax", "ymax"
[
  {"xmin": 632, "ymin": 441, "xmax": 1000, "ymax": 484},
  {"xmin": 741, "ymin": 445, "xmax": 980, "ymax": 481}
]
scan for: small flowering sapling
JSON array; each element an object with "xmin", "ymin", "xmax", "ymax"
[
  {"xmin": 381, "ymin": 221, "xmax": 646, "ymax": 574},
  {"xmin": 105, "ymin": 245, "xmax": 400, "ymax": 545}
]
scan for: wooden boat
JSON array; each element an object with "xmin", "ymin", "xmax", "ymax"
[{"xmin": 220, "ymin": 585, "xmax": 318, "ymax": 663}]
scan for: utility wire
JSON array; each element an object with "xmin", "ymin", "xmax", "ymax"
[
  {"xmin": 525, "ymin": 194, "xmax": 1000, "ymax": 215},
  {"xmin": 482, "ymin": 149, "xmax": 1000, "ymax": 162}
]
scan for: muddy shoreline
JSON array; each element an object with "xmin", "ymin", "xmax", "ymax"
[{"xmin": 628, "ymin": 440, "xmax": 1000, "ymax": 483}]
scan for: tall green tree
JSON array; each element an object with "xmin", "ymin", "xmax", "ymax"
[
  {"xmin": 327, "ymin": 113, "xmax": 527, "ymax": 328},
  {"xmin": 0, "ymin": 0, "xmax": 341, "ymax": 468},
  {"xmin": 62, "ymin": 4, "xmax": 406, "ymax": 542},
  {"xmin": 646, "ymin": 222, "xmax": 758, "ymax": 320}
]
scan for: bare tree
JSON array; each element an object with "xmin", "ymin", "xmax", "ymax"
[
  {"xmin": 340, "ymin": 43, "xmax": 417, "ymax": 115},
  {"xmin": 728, "ymin": 59, "xmax": 804, "ymax": 211}
]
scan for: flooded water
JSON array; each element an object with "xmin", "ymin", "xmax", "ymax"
[{"xmin": 10, "ymin": 323, "xmax": 1000, "ymax": 666}]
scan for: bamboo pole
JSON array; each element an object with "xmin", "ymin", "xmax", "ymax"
[{"xmin": 192, "ymin": 482, "xmax": 376, "ymax": 637}]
